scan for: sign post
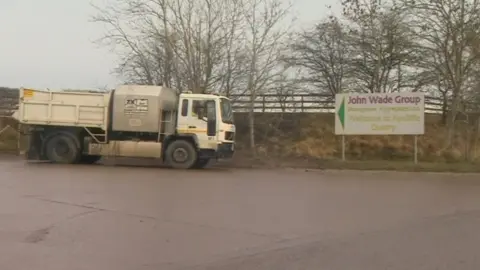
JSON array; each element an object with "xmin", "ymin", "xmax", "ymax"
[
  {"xmin": 335, "ymin": 93, "xmax": 425, "ymax": 163},
  {"xmin": 414, "ymin": 135, "xmax": 418, "ymax": 164}
]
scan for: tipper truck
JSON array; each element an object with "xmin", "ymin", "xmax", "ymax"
[{"xmin": 12, "ymin": 85, "xmax": 235, "ymax": 169}]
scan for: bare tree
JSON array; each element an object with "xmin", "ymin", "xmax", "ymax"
[
  {"xmin": 163, "ymin": 0, "xmax": 233, "ymax": 92},
  {"xmin": 240, "ymin": 0, "xmax": 292, "ymax": 154},
  {"xmin": 213, "ymin": 0, "xmax": 250, "ymax": 96},
  {"xmin": 400, "ymin": 0, "xmax": 480, "ymax": 147},
  {"xmin": 342, "ymin": 0, "xmax": 418, "ymax": 93},
  {"xmin": 286, "ymin": 16, "xmax": 350, "ymax": 96},
  {"xmin": 91, "ymin": 0, "xmax": 172, "ymax": 86},
  {"xmin": 91, "ymin": 0, "xmax": 251, "ymax": 94}
]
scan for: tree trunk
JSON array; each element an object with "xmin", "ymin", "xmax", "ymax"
[
  {"xmin": 248, "ymin": 92, "xmax": 256, "ymax": 156},
  {"xmin": 441, "ymin": 91, "xmax": 448, "ymax": 125},
  {"xmin": 445, "ymin": 92, "xmax": 461, "ymax": 148},
  {"xmin": 468, "ymin": 116, "xmax": 479, "ymax": 161}
]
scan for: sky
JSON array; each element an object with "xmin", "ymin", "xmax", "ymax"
[{"xmin": 0, "ymin": 0, "xmax": 341, "ymax": 90}]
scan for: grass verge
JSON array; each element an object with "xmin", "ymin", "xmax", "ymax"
[
  {"xmin": 227, "ymin": 154, "xmax": 480, "ymax": 173},
  {"xmin": 2, "ymin": 138, "xmax": 480, "ymax": 173},
  {"xmin": 317, "ymin": 160, "xmax": 480, "ymax": 173}
]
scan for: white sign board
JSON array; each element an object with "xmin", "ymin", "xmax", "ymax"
[{"xmin": 335, "ymin": 93, "xmax": 425, "ymax": 135}]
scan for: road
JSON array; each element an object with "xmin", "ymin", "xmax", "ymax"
[{"xmin": 1, "ymin": 157, "xmax": 480, "ymax": 269}]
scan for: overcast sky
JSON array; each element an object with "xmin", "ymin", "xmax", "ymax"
[{"xmin": 0, "ymin": 0, "xmax": 340, "ymax": 90}]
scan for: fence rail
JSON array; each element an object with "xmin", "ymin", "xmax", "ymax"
[
  {"xmin": 229, "ymin": 94, "xmax": 446, "ymax": 113},
  {"xmin": 0, "ymin": 90, "xmax": 452, "ymax": 116}
]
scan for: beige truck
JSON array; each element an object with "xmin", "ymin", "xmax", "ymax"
[{"xmin": 12, "ymin": 85, "xmax": 235, "ymax": 169}]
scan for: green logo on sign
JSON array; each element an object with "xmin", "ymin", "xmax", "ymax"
[{"xmin": 337, "ymin": 96, "xmax": 345, "ymax": 129}]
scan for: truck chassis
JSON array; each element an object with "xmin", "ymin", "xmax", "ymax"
[{"xmin": 25, "ymin": 125, "xmax": 233, "ymax": 169}]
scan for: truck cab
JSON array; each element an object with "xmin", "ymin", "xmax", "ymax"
[{"xmin": 176, "ymin": 93, "xmax": 235, "ymax": 160}]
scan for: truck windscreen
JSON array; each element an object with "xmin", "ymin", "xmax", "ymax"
[{"xmin": 220, "ymin": 98, "xmax": 234, "ymax": 124}]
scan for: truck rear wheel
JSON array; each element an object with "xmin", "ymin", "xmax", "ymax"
[
  {"xmin": 45, "ymin": 134, "xmax": 80, "ymax": 164},
  {"xmin": 165, "ymin": 140, "xmax": 197, "ymax": 169}
]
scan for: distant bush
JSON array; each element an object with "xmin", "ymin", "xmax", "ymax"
[{"xmin": 0, "ymin": 124, "xmax": 18, "ymax": 152}]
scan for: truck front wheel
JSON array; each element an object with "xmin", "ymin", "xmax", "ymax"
[
  {"xmin": 45, "ymin": 134, "xmax": 80, "ymax": 164},
  {"xmin": 165, "ymin": 140, "xmax": 197, "ymax": 169}
]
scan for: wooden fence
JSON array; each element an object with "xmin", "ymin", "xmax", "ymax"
[
  {"xmin": 0, "ymin": 89, "xmax": 451, "ymax": 117},
  {"xmin": 229, "ymin": 93, "xmax": 446, "ymax": 113}
]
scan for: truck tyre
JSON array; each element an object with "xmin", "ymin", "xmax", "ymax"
[
  {"xmin": 79, "ymin": 155, "xmax": 101, "ymax": 164},
  {"xmin": 45, "ymin": 134, "xmax": 81, "ymax": 164},
  {"xmin": 165, "ymin": 140, "xmax": 197, "ymax": 169},
  {"xmin": 192, "ymin": 158, "xmax": 210, "ymax": 169}
]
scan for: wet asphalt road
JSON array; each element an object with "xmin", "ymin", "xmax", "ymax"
[{"xmin": 1, "ymin": 157, "xmax": 480, "ymax": 270}]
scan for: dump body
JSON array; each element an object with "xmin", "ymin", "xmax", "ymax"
[{"xmin": 17, "ymin": 88, "xmax": 109, "ymax": 129}]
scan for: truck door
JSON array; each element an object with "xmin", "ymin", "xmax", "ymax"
[{"xmin": 176, "ymin": 98, "xmax": 212, "ymax": 148}]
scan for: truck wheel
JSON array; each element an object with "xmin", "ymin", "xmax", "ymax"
[
  {"xmin": 165, "ymin": 140, "xmax": 197, "ymax": 169},
  {"xmin": 192, "ymin": 158, "xmax": 210, "ymax": 169},
  {"xmin": 45, "ymin": 134, "xmax": 80, "ymax": 164},
  {"xmin": 79, "ymin": 155, "xmax": 101, "ymax": 164}
]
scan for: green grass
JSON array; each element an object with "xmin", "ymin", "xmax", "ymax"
[
  {"xmin": 0, "ymin": 140, "xmax": 18, "ymax": 153},
  {"xmin": 0, "ymin": 128, "xmax": 19, "ymax": 153},
  {"xmin": 230, "ymin": 153, "xmax": 480, "ymax": 173}
]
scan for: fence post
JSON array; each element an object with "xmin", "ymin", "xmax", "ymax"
[
  {"xmin": 262, "ymin": 96, "xmax": 266, "ymax": 112},
  {"xmin": 16, "ymin": 122, "xmax": 21, "ymax": 156},
  {"xmin": 301, "ymin": 96, "xmax": 304, "ymax": 113}
]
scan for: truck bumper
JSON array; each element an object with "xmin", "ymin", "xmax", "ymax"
[
  {"xmin": 199, "ymin": 142, "xmax": 234, "ymax": 160},
  {"xmin": 215, "ymin": 142, "xmax": 234, "ymax": 159}
]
